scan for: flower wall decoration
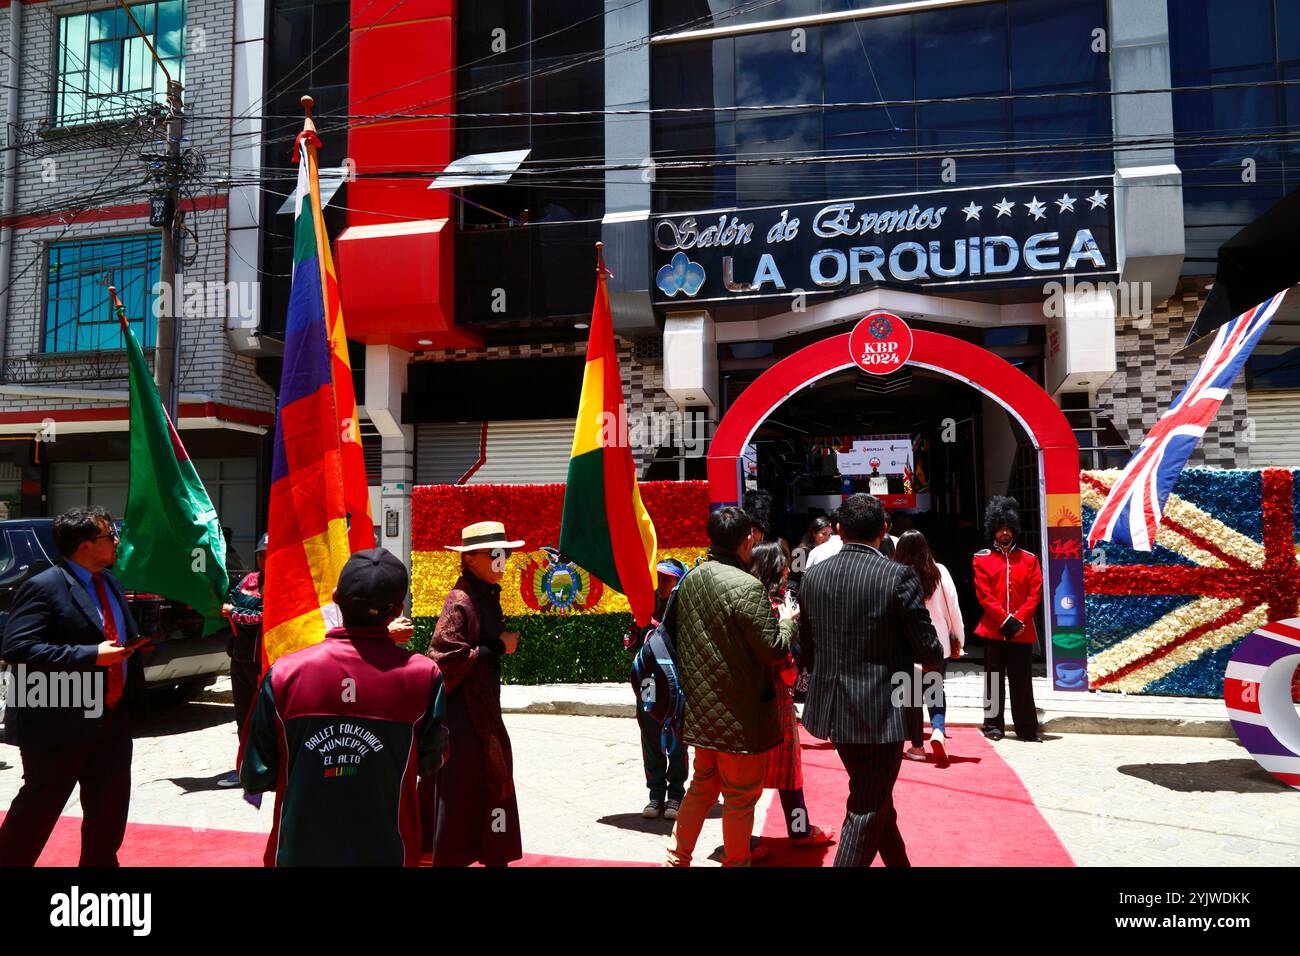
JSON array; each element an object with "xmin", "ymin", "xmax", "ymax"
[
  {"xmin": 1081, "ymin": 467, "xmax": 1300, "ymax": 697},
  {"xmin": 410, "ymin": 481, "xmax": 709, "ymax": 683}
]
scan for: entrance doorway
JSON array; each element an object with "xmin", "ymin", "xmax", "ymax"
[
  {"xmin": 707, "ymin": 326, "xmax": 1088, "ymax": 691},
  {"xmin": 743, "ymin": 365, "xmax": 1040, "ymax": 645}
]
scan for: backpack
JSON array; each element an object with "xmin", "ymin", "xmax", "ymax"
[{"xmin": 629, "ymin": 567, "xmax": 695, "ymax": 757}]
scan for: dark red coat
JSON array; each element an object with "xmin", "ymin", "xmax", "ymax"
[{"xmin": 972, "ymin": 544, "xmax": 1043, "ymax": 645}]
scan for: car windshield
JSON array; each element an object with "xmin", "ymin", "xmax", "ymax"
[{"xmin": 0, "ymin": 532, "xmax": 13, "ymax": 577}]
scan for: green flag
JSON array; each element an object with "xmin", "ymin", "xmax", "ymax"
[{"xmin": 111, "ymin": 288, "xmax": 229, "ymax": 636}]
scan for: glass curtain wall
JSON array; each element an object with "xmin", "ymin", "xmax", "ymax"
[
  {"xmin": 651, "ymin": 0, "xmax": 1112, "ymax": 213},
  {"xmin": 1168, "ymin": 0, "xmax": 1300, "ymax": 272}
]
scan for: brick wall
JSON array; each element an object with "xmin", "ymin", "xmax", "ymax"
[
  {"xmin": 0, "ymin": 0, "xmax": 273, "ymax": 416},
  {"xmin": 1096, "ymin": 276, "xmax": 1248, "ymax": 468}
]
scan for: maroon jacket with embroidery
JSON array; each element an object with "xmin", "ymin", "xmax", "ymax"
[
  {"xmin": 239, "ymin": 626, "xmax": 447, "ymax": 866},
  {"xmin": 972, "ymin": 544, "xmax": 1043, "ymax": 645}
]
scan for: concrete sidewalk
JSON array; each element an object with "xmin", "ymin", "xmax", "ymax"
[{"xmin": 498, "ymin": 666, "xmax": 1233, "ymax": 737}]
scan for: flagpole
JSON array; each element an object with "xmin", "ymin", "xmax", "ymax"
[
  {"xmin": 109, "ymin": 284, "xmax": 175, "ymax": 429},
  {"xmin": 295, "ymin": 95, "xmax": 331, "ymax": 312},
  {"xmin": 296, "ymin": 96, "xmax": 377, "ymax": 551},
  {"xmin": 107, "ymin": 285, "xmax": 128, "ymax": 335},
  {"xmin": 293, "ymin": 93, "xmax": 346, "ymax": 480}
]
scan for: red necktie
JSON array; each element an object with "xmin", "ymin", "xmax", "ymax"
[{"xmin": 93, "ymin": 573, "xmax": 124, "ymax": 709}]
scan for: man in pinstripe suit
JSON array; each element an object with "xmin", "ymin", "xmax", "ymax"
[{"xmin": 798, "ymin": 494, "xmax": 943, "ymax": 867}]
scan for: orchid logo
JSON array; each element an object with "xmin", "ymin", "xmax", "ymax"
[{"xmin": 656, "ymin": 252, "xmax": 705, "ymax": 298}]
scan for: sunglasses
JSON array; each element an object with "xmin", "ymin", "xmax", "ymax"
[{"xmin": 90, "ymin": 529, "xmax": 120, "ymax": 543}]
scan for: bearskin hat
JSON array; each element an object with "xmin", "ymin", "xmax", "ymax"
[
  {"xmin": 742, "ymin": 489, "xmax": 774, "ymax": 537},
  {"xmin": 984, "ymin": 495, "xmax": 1022, "ymax": 541}
]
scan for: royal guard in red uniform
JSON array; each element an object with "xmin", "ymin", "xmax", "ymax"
[{"xmin": 973, "ymin": 496, "xmax": 1044, "ymax": 742}]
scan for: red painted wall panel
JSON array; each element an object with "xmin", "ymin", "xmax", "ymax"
[{"xmin": 341, "ymin": 0, "xmax": 473, "ymax": 347}]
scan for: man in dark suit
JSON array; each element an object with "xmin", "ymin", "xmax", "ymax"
[
  {"xmin": 798, "ymin": 493, "xmax": 942, "ymax": 867},
  {"xmin": 0, "ymin": 506, "xmax": 144, "ymax": 866}
]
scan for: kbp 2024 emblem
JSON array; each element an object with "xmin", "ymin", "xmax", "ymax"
[{"xmin": 849, "ymin": 311, "xmax": 914, "ymax": 376}]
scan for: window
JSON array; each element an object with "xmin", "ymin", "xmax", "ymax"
[
  {"xmin": 48, "ymin": 462, "xmax": 130, "ymax": 519},
  {"xmin": 56, "ymin": 1, "xmax": 186, "ymax": 127},
  {"xmin": 44, "ymin": 236, "xmax": 160, "ymax": 353},
  {"xmin": 194, "ymin": 459, "xmax": 258, "ymax": 562}
]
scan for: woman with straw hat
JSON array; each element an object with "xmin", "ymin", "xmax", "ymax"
[{"xmin": 421, "ymin": 521, "xmax": 526, "ymax": 867}]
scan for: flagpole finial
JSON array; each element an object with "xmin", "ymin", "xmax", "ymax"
[
  {"xmin": 105, "ymin": 284, "xmax": 128, "ymax": 331},
  {"xmin": 293, "ymin": 95, "xmax": 320, "ymax": 159}
]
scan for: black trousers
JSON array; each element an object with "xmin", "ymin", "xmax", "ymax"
[
  {"xmin": 982, "ymin": 638, "xmax": 1039, "ymax": 739},
  {"xmin": 636, "ymin": 702, "xmax": 688, "ymax": 802},
  {"xmin": 230, "ymin": 657, "xmax": 260, "ymax": 739},
  {"xmin": 830, "ymin": 741, "xmax": 909, "ymax": 868},
  {"xmin": 0, "ymin": 709, "xmax": 133, "ymax": 867}
]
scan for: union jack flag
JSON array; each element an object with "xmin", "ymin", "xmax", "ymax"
[{"xmin": 1088, "ymin": 290, "xmax": 1289, "ymax": 551}]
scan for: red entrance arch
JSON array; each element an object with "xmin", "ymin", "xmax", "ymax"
[{"xmin": 707, "ymin": 328, "xmax": 1088, "ymax": 691}]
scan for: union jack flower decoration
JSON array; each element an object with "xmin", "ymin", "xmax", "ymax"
[
  {"xmin": 1082, "ymin": 468, "xmax": 1300, "ymax": 695},
  {"xmin": 1088, "ymin": 290, "xmax": 1288, "ymax": 551}
]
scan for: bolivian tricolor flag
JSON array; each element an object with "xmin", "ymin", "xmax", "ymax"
[
  {"xmin": 559, "ymin": 244, "xmax": 658, "ymax": 627},
  {"xmin": 262, "ymin": 110, "xmax": 365, "ymax": 668}
]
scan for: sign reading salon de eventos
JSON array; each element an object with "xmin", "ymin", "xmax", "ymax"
[{"xmin": 651, "ymin": 176, "xmax": 1117, "ymax": 306}]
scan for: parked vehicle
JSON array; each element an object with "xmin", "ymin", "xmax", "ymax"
[{"xmin": 0, "ymin": 519, "xmax": 240, "ymax": 722}]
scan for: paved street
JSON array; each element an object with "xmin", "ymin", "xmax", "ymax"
[{"xmin": 1, "ymin": 678, "xmax": 1297, "ymax": 866}]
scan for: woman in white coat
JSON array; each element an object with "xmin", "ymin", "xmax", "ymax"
[{"xmin": 894, "ymin": 530, "xmax": 965, "ymax": 765}]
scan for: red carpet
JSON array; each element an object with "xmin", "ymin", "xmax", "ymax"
[
  {"xmin": 4, "ymin": 815, "xmax": 270, "ymax": 867},
  {"xmin": 754, "ymin": 725, "xmax": 1075, "ymax": 867},
  {"xmin": 4, "ymin": 726, "xmax": 1071, "ymax": 868},
  {"xmin": 2, "ymin": 814, "xmax": 652, "ymax": 867}
]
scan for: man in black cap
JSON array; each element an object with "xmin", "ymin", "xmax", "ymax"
[{"xmin": 240, "ymin": 548, "xmax": 448, "ymax": 866}]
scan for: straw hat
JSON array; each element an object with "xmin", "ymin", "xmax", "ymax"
[{"xmin": 446, "ymin": 520, "xmax": 526, "ymax": 553}]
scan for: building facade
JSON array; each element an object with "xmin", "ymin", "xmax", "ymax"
[
  {"xmin": 245, "ymin": 1, "xmax": 1295, "ymax": 540},
  {"xmin": 0, "ymin": 0, "xmax": 274, "ymax": 559},
  {"xmin": 4, "ymin": 0, "xmax": 1298, "ymax": 594}
]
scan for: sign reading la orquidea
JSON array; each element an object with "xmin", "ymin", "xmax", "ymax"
[{"xmin": 651, "ymin": 176, "xmax": 1118, "ymax": 306}]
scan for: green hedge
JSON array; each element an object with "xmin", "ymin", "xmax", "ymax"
[{"xmin": 409, "ymin": 613, "xmax": 634, "ymax": 685}]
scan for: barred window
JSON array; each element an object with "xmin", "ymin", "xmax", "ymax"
[{"xmin": 44, "ymin": 235, "xmax": 161, "ymax": 353}]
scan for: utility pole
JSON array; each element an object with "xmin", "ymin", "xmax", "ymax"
[
  {"xmin": 155, "ymin": 78, "xmax": 184, "ymax": 421},
  {"xmin": 119, "ymin": 0, "xmax": 182, "ymax": 420}
]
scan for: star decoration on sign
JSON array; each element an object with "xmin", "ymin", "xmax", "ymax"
[
  {"xmin": 1024, "ymin": 197, "xmax": 1046, "ymax": 220},
  {"xmin": 961, "ymin": 201, "xmax": 982, "ymax": 221},
  {"xmin": 1087, "ymin": 190, "xmax": 1109, "ymax": 209},
  {"xmin": 1055, "ymin": 193, "xmax": 1076, "ymax": 212},
  {"xmin": 993, "ymin": 197, "xmax": 1015, "ymax": 218}
]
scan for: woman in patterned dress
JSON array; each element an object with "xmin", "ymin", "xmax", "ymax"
[{"xmin": 747, "ymin": 541, "xmax": 835, "ymax": 860}]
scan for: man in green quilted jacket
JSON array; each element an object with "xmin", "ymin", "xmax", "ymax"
[{"xmin": 664, "ymin": 506, "xmax": 797, "ymax": 867}]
